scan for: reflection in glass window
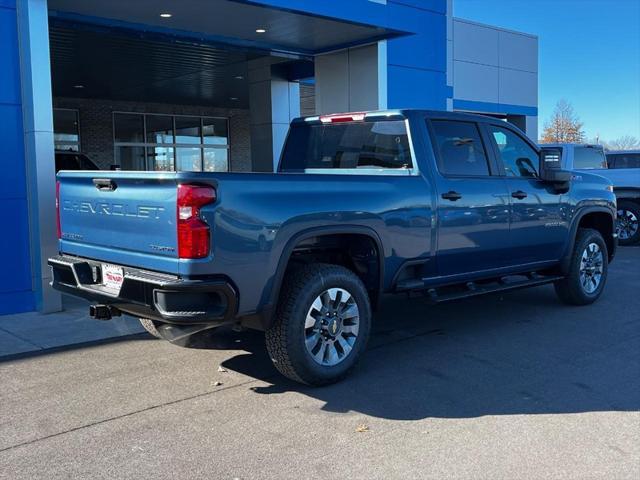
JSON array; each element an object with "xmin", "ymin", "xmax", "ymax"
[
  {"xmin": 488, "ymin": 125, "xmax": 538, "ymax": 178},
  {"xmin": 203, "ymin": 148, "xmax": 229, "ymax": 172},
  {"xmin": 280, "ymin": 121, "xmax": 411, "ymax": 171},
  {"xmin": 176, "ymin": 147, "xmax": 202, "ymax": 171},
  {"xmin": 430, "ymin": 120, "xmax": 490, "ymax": 176},
  {"xmin": 203, "ymin": 118, "xmax": 229, "ymax": 145},
  {"xmin": 574, "ymin": 146, "xmax": 607, "ymax": 169},
  {"xmin": 116, "ymin": 146, "xmax": 146, "ymax": 170},
  {"xmin": 54, "ymin": 109, "xmax": 80, "ymax": 151},
  {"xmin": 146, "ymin": 115, "xmax": 174, "ymax": 144},
  {"xmin": 175, "ymin": 116, "xmax": 202, "ymax": 144},
  {"xmin": 147, "ymin": 147, "xmax": 175, "ymax": 171},
  {"xmin": 113, "ymin": 113, "xmax": 229, "ymax": 171},
  {"xmin": 114, "ymin": 113, "xmax": 145, "ymax": 143},
  {"xmin": 607, "ymin": 153, "xmax": 640, "ymax": 169}
]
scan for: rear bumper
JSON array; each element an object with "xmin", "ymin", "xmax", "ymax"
[{"xmin": 48, "ymin": 255, "xmax": 237, "ymax": 325}]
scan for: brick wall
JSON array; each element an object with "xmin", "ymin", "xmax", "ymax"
[{"xmin": 53, "ymin": 97, "xmax": 252, "ymax": 172}]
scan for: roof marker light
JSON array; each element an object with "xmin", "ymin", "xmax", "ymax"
[{"xmin": 319, "ymin": 113, "xmax": 366, "ymax": 124}]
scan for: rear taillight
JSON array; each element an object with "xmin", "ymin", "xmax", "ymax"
[
  {"xmin": 55, "ymin": 180, "xmax": 61, "ymax": 239},
  {"xmin": 177, "ymin": 184, "xmax": 216, "ymax": 259}
]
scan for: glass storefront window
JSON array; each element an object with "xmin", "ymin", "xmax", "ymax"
[
  {"xmin": 53, "ymin": 109, "xmax": 80, "ymax": 151},
  {"xmin": 146, "ymin": 115, "xmax": 174, "ymax": 144},
  {"xmin": 176, "ymin": 147, "xmax": 203, "ymax": 171},
  {"xmin": 115, "ymin": 146, "xmax": 146, "ymax": 170},
  {"xmin": 175, "ymin": 116, "xmax": 202, "ymax": 144},
  {"xmin": 203, "ymin": 118, "xmax": 229, "ymax": 145},
  {"xmin": 114, "ymin": 113, "xmax": 144, "ymax": 143},
  {"xmin": 147, "ymin": 147, "xmax": 175, "ymax": 171},
  {"xmin": 114, "ymin": 113, "xmax": 229, "ymax": 171},
  {"xmin": 203, "ymin": 148, "xmax": 229, "ymax": 172}
]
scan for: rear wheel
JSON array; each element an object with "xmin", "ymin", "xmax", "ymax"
[
  {"xmin": 265, "ymin": 264, "xmax": 372, "ymax": 386},
  {"xmin": 616, "ymin": 200, "xmax": 640, "ymax": 246},
  {"xmin": 554, "ymin": 228, "xmax": 608, "ymax": 305}
]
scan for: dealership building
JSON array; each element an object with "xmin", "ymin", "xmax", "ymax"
[{"xmin": 1, "ymin": 0, "xmax": 538, "ymax": 315}]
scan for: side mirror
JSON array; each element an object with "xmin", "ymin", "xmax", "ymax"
[{"xmin": 539, "ymin": 148, "xmax": 572, "ymax": 183}]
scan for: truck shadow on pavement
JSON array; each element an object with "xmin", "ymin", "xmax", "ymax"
[{"xmin": 218, "ymin": 283, "xmax": 640, "ymax": 420}]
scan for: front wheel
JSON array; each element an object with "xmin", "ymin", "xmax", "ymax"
[
  {"xmin": 616, "ymin": 200, "xmax": 640, "ymax": 246},
  {"xmin": 266, "ymin": 263, "xmax": 372, "ymax": 386},
  {"xmin": 554, "ymin": 228, "xmax": 608, "ymax": 305}
]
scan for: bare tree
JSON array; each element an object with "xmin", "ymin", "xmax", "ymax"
[
  {"xmin": 606, "ymin": 135, "xmax": 640, "ymax": 151},
  {"xmin": 540, "ymin": 99, "xmax": 585, "ymax": 143}
]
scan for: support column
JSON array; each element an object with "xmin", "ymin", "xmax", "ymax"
[
  {"xmin": 0, "ymin": 0, "xmax": 33, "ymax": 314},
  {"xmin": 315, "ymin": 42, "xmax": 387, "ymax": 115},
  {"xmin": 248, "ymin": 58, "xmax": 300, "ymax": 172},
  {"xmin": 525, "ymin": 116, "xmax": 538, "ymax": 141},
  {"xmin": 17, "ymin": 0, "xmax": 61, "ymax": 313}
]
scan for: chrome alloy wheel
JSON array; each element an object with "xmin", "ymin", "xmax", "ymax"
[
  {"xmin": 304, "ymin": 288, "xmax": 360, "ymax": 366},
  {"xmin": 579, "ymin": 242, "xmax": 604, "ymax": 294},
  {"xmin": 616, "ymin": 208, "xmax": 639, "ymax": 241}
]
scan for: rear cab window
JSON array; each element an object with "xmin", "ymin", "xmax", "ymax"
[
  {"xmin": 607, "ymin": 153, "xmax": 640, "ymax": 169},
  {"xmin": 573, "ymin": 146, "xmax": 607, "ymax": 169},
  {"xmin": 279, "ymin": 118, "xmax": 413, "ymax": 173},
  {"xmin": 429, "ymin": 120, "xmax": 491, "ymax": 176}
]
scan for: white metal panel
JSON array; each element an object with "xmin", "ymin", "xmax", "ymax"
[
  {"xmin": 499, "ymin": 69, "xmax": 538, "ymax": 106},
  {"xmin": 499, "ymin": 30, "xmax": 538, "ymax": 73},
  {"xmin": 452, "ymin": 20, "xmax": 499, "ymax": 66},
  {"xmin": 453, "ymin": 60, "xmax": 499, "ymax": 103}
]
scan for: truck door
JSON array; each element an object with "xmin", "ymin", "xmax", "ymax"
[
  {"xmin": 484, "ymin": 124, "xmax": 567, "ymax": 263},
  {"xmin": 428, "ymin": 119, "xmax": 511, "ymax": 277}
]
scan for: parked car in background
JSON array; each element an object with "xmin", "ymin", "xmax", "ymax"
[
  {"xmin": 605, "ymin": 150, "xmax": 640, "ymax": 245},
  {"xmin": 50, "ymin": 111, "xmax": 617, "ymax": 385},
  {"xmin": 55, "ymin": 151, "xmax": 99, "ymax": 173},
  {"xmin": 542, "ymin": 143, "xmax": 640, "ymax": 245}
]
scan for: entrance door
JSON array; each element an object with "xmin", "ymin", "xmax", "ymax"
[
  {"xmin": 485, "ymin": 123, "xmax": 567, "ymax": 264},
  {"xmin": 428, "ymin": 119, "xmax": 511, "ymax": 278}
]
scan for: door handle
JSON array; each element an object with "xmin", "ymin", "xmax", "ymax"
[
  {"xmin": 93, "ymin": 178, "xmax": 117, "ymax": 191},
  {"xmin": 511, "ymin": 190, "xmax": 528, "ymax": 200},
  {"xmin": 441, "ymin": 191, "xmax": 462, "ymax": 201}
]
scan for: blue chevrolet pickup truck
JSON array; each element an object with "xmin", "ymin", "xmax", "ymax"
[{"xmin": 50, "ymin": 110, "xmax": 617, "ymax": 385}]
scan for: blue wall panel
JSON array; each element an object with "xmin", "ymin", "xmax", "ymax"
[
  {"xmin": 386, "ymin": 0, "xmax": 448, "ymax": 110},
  {"xmin": 0, "ymin": 2, "xmax": 21, "ymax": 105},
  {"xmin": 387, "ymin": 66, "xmax": 448, "ymax": 110},
  {"xmin": 0, "ymin": 104, "xmax": 27, "ymax": 200},
  {"xmin": 0, "ymin": 1, "xmax": 34, "ymax": 315}
]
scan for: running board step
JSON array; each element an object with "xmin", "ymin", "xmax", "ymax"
[{"xmin": 424, "ymin": 275, "xmax": 564, "ymax": 304}]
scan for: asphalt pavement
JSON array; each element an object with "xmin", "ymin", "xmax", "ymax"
[{"xmin": 1, "ymin": 247, "xmax": 639, "ymax": 479}]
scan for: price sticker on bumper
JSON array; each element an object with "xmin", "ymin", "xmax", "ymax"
[{"xmin": 102, "ymin": 264, "xmax": 124, "ymax": 295}]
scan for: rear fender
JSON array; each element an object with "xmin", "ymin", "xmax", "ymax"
[{"xmin": 257, "ymin": 225, "xmax": 385, "ymax": 330}]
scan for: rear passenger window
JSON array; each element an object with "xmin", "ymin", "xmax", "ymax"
[{"xmin": 430, "ymin": 120, "xmax": 490, "ymax": 176}]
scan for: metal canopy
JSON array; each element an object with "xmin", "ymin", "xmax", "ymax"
[
  {"xmin": 49, "ymin": 21, "xmax": 258, "ymax": 107},
  {"xmin": 48, "ymin": 0, "xmax": 405, "ymax": 107},
  {"xmin": 48, "ymin": 0, "xmax": 406, "ymax": 55}
]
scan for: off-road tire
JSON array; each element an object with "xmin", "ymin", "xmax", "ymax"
[
  {"xmin": 139, "ymin": 318, "xmax": 162, "ymax": 339},
  {"xmin": 265, "ymin": 263, "xmax": 372, "ymax": 386},
  {"xmin": 554, "ymin": 228, "xmax": 608, "ymax": 305}
]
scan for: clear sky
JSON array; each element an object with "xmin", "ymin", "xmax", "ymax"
[{"xmin": 453, "ymin": 0, "xmax": 640, "ymax": 142}]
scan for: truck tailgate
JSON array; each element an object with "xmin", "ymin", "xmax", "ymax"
[{"xmin": 58, "ymin": 172, "xmax": 180, "ymax": 272}]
